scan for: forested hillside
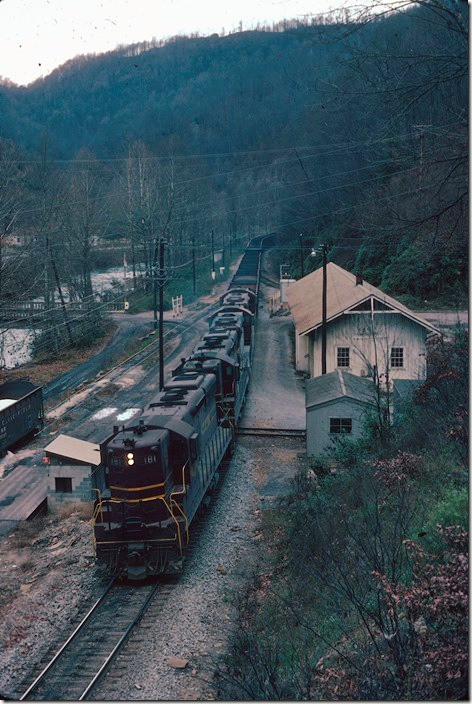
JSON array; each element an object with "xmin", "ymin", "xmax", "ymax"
[{"xmin": 0, "ymin": 1, "xmax": 467, "ymax": 347}]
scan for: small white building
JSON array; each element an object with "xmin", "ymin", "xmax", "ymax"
[
  {"xmin": 286, "ymin": 263, "xmax": 440, "ymax": 381},
  {"xmin": 306, "ymin": 370, "xmax": 378, "ymax": 456},
  {"xmin": 44, "ymin": 434, "xmax": 102, "ymax": 512}
]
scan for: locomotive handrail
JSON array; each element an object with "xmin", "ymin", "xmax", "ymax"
[
  {"xmin": 109, "ymin": 480, "xmax": 166, "ymax": 491},
  {"xmin": 100, "ymin": 494, "xmax": 185, "ymax": 552},
  {"xmin": 169, "ymin": 460, "xmax": 190, "ymax": 544},
  {"xmin": 170, "ymin": 500, "xmax": 189, "ymax": 544},
  {"xmin": 92, "ymin": 488, "xmax": 103, "ymax": 522},
  {"xmin": 159, "ymin": 496, "xmax": 184, "ymax": 553},
  {"xmin": 90, "ymin": 489, "xmax": 104, "ymax": 551}
]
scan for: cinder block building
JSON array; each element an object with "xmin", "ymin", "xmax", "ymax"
[{"xmin": 44, "ymin": 434, "xmax": 103, "ymax": 512}]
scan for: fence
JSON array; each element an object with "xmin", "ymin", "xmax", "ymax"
[{"xmin": 172, "ymin": 295, "xmax": 183, "ymax": 317}]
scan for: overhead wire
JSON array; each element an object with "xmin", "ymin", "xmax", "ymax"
[{"xmin": 12, "ymin": 124, "xmax": 457, "ymax": 218}]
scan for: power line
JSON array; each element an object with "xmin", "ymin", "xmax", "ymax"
[{"xmin": 5, "ymin": 121, "xmax": 463, "ymax": 165}]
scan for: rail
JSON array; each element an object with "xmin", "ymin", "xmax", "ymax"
[
  {"xmin": 237, "ymin": 427, "xmax": 306, "ymax": 438},
  {"xmin": 19, "ymin": 580, "xmax": 161, "ymax": 701},
  {"xmin": 19, "ymin": 579, "xmax": 115, "ymax": 701}
]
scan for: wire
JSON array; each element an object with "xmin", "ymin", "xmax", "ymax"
[
  {"xmin": 13, "ymin": 125, "xmax": 453, "ymax": 218},
  {"xmin": 6, "ymin": 121, "xmax": 463, "ymax": 166}
]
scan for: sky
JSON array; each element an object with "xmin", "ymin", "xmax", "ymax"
[{"xmin": 0, "ymin": 0, "xmax": 345, "ymax": 86}]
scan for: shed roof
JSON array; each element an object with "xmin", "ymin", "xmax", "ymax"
[
  {"xmin": 44, "ymin": 434, "xmax": 101, "ymax": 466},
  {"xmin": 286, "ymin": 262, "xmax": 440, "ymax": 336},
  {"xmin": 306, "ymin": 370, "xmax": 378, "ymax": 409}
]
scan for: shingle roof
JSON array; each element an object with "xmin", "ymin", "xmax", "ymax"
[
  {"xmin": 286, "ymin": 262, "xmax": 440, "ymax": 336},
  {"xmin": 44, "ymin": 434, "xmax": 101, "ymax": 466},
  {"xmin": 305, "ymin": 370, "xmax": 378, "ymax": 409}
]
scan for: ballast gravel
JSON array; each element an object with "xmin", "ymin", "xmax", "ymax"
[{"xmin": 0, "ymin": 513, "xmax": 106, "ymax": 698}]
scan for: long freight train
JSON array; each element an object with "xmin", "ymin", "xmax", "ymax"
[{"xmin": 91, "ymin": 236, "xmax": 270, "ymax": 579}]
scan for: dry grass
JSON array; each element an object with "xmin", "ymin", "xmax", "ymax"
[
  {"xmin": 10, "ymin": 517, "xmax": 46, "ymax": 549},
  {"xmin": 58, "ymin": 502, "xmax": 93, "ymax": 520}
]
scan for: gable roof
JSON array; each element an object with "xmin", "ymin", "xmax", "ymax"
[
  {"xmin": 285, "ymin": 262, "xmax": 440, "ymax": 336},
  {"xmin": 306, "ymin": 370, "xmax": 378, "ymax": 409}
]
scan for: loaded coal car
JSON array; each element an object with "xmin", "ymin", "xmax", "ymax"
[
  {"xmin": 0, "ymin": 380, "xmax": 44, "ymax": 454},
  {"xmin": 92, "ymin": 371, "xmax": 233, "ymax": 579}
]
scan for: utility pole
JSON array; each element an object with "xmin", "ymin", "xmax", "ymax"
[
  {"xmin": 321, "ymin": 243, "xmax": 327, "ymax": 375},
  {"xmin": 153, "ymin": 255, "xmax": 158, "ymax": 332},
  {"xmin": 211, "ymin": 229, "xmax": 215, "ymax": 280},
  {"xmin": 192, "ymin": 236, "xmax": 196, "ymax": 295},
  {"xmin": 299, "ymin": 233, "xmax": 304, "ymax": 278},
  {"xmin": 222, "ymin": 229, "xmax": 226, "ymax": 269},
  {"xmin": 159, "ymin": 237, "xmax": 165, "ymax": 391},
  {"xmin": 123, "ymin": 252, "xmax": 128, "ymax": 310},
  {"xmin": 415, "ymin": 124, "xmax": 431, "ymax": 191}
]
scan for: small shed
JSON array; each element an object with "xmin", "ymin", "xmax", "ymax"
[
  {"xmin": 305, "ymin": 370, "xmax": 377, "ymax": 456},
  {"xmin": 44, "ymin": 434, "xmax": 103, "ymax": 512}
]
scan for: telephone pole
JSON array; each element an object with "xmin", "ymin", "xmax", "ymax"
[
  {"xmin": 321, "ymin": 243, "xmax": 327, "ymax": 375},
  {"xmin": 299, "ymin": 233, "xmax": 304, "ymax": 278},
  {"xmin": 192, "ymin": 236, "xmax": 196, "ymax": 295},
  {"xmin": 159, "ymin": 237, "xmax": 165, "ymax": 390},
  {"xmin": 415, "ymin": 124, "xmax": 431, "ymax": 191},
  {"xmin": 211, "ymin": 229, "xmax": 215, "ymax": 279}
]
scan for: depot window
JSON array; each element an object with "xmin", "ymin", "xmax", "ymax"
[
  {"xmin": 330, "ymin": 418, "xmax": 352, "ymax": 434},
  {"xmin": 55, "ymin": 477, "xmax": 73, "ymax": 493},
  {"xmin": 337, "ymin": 347, "xmax": 350, "ymax": 367},
  {"xmin": 391, "ymin": 347, "xmax": 404, "ymax": 368}
]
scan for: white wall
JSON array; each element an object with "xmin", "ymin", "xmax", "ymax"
[
  {"xmin": 306, "ymin": 398, "xmax": 376, "ymax": 456},
  {"xmin": 295, "ymin": 332, "xmax": 309, "ymax": 372},
  {"xmin": 308, "ymin": 313, "xmax": 427, "ymax": 381}
]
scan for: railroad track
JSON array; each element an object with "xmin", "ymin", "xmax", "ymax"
[
  {"xmin": 41, "ymin": 301, "xmax": 219, "ymax": 429},
  {"xmin": 237, "ymin": 427, "xmax": 305, "ymax": 438},
  {"xmin": 18, "ymin": 579, "xmax": 165, "ymax": 701},
  {"xmin": 16, "ymin": 455, "xmax": 233, "ymax": 701}
]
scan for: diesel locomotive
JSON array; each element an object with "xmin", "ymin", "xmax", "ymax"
[{"xmin": 91, "ymin": 241, "xmax": 263, "ymax": 579}]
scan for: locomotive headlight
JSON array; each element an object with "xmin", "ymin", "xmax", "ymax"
[{"xmin": 126, "ymin": 452, "xmax": 135, "ymax": 466}]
